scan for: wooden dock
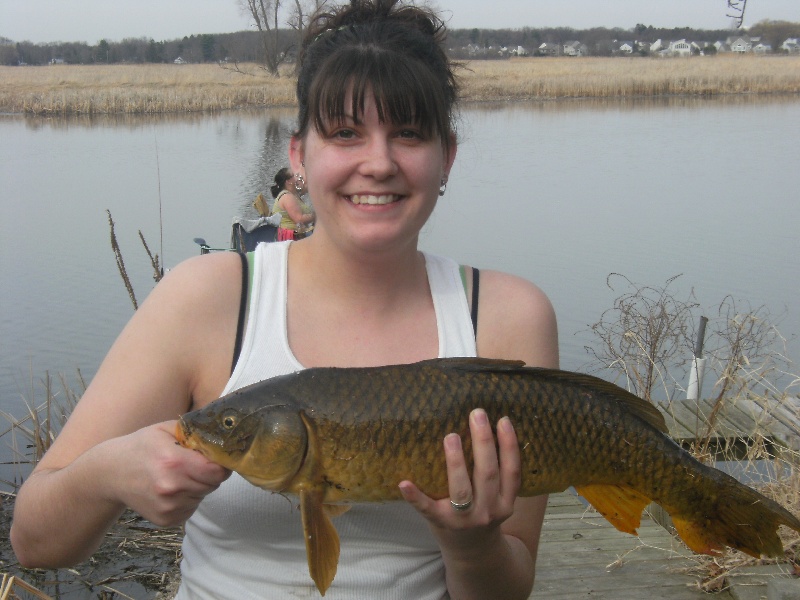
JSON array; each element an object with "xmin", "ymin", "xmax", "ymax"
[
  {"xmin": 658, "ymin": 395, "xmax": 800, "ymax": 455},
  {"xmin": 532, "ymin": 492, "xmax": 731, "ymax": 599}
]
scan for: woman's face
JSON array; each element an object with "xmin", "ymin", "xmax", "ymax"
[
  {"xmin": 290, "ymin": 90, "xmax": 456, "ymax": 254},
  {"xmin": 285, "ymin": 173, "xmax": 305, "ymax": 194}
]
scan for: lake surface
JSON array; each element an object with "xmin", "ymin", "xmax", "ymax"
[{"xmin": 1, "ymin": 96, "xmax": 799, "ymax": 455}]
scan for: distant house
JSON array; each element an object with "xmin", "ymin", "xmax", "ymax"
[
  {"xmin": 780, "ymin": 38, "xmax": 799, "ymax": 54},
  {"xmin": 753, "ymin": 42, "xmax": 772, "ymax": 54},
  {"xmin": 49, "ymin": 58, "xmax": 65, "ymax": 65},
  {"xmin": 174, "ymin": 56, "xmax": 186, "ymax": 64},
  {"xmin": 563, "ymin": 41, "xmax": 588, "ymax": 56},
  {"xmin": 714, "ymin": 40, "xmax": 731, "ymax": 53},
  {"xmin": 730, "ymin": 37, "xmax": 753, "ymax": 53},
  {"xmin": 538, "ymin": 42, "xmax": 559, "ymax": 56},
  {"xmin": 511, "ymin": 45, "xmax": 529, "ymax": 57},
  {"xmin": 618, "ymin": 41, "xmax": 634, "ymax": 54},
  {"xmin": 668, "ymin": 39, "xmax": 692, "ymax": 57}
]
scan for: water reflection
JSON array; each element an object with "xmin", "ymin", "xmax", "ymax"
[{"xmin": 464, "ymin": 92, "xmax": 800, "ymax": 116}]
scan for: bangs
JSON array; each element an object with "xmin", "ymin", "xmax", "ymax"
[{"xmin": 308, "ymin": 47, "xmax": 451, "ymax": 143}]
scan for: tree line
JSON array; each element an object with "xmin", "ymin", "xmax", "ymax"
[{"xmin": 2, "ymin": 19, "xmax": 797, "ymax": 67}]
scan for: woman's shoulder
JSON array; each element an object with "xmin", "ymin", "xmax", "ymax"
[
  {"xmin": 474, "ymin": 269, "xmax": 559, "ymax": 368},
  {"xmin": 135, "ymin": 252, "xmax": 244, "ymax": 334}
]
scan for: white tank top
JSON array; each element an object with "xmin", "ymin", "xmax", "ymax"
[{"xmin": 176, "ymin": 241, "xmax": 477, "ymax": 599}]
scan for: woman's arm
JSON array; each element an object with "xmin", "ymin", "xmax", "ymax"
[
  {"xmin": 279, "ymin": 193, "xmax": 315, "ymax": 225},
  {"xmin": 10, "ymin": 252, "xmax": 242, "ymax": 567},
  {"xmin": 401, "ymin": 269, "xmax": 558, "ymax": 600}
]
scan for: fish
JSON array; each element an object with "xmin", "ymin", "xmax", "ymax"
[{"xmin": 175, "ymin": 357, "xmax": 800, "ymax": 596}]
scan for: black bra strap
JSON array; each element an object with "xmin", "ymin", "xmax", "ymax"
[
  {"xmin": 231, "ymin": 252, "xmax": 248, "ymax": 374},
  {"xmin": 471, "ymin": 267, "xmax": 480, "ymax": 337}
]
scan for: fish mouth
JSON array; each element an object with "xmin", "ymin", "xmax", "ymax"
[
  {"xmin": 348, "ymin": 194, "xmax": 402, "ymax": 206},
  {"xmin": 175, "ymin": 418, "xmax": 192, "ymax": 447},
  {"xmin": 174, "ymin": 417, "xmax": 226, "ymax": 452}
]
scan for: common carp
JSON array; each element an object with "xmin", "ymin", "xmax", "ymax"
[{"xmin": 175, "ymin": 357, "xmax": 800, "ymax": 595}]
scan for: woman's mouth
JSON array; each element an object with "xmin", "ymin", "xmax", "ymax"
[{"xmin": 349, "ymin": 194, "xmax": 402, "ymax": 205}]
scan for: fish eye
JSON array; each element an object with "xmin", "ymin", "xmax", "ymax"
[{"xmin": 221, "ymin": 411, "xmax": 238, "ymax": 429}]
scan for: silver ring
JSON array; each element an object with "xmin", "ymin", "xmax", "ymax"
[{"xmin": 450, "ymin": 498, "xmax": 473, "ymax": 512}]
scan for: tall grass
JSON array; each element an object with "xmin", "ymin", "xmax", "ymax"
[
  {"xmin": 1, "ymin": 55, "xmax": 799, "ymax": 115},
  {"xmin": 460, "ymin": 55, "xmax": 800, "ymax": 101}
]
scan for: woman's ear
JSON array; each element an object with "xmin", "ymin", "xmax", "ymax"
[
  {"xmin": 443, "ymin": 133, "xmax": 458, "ymax": 178},
  {"xmin": 289, "ymin": 136, "xmax": 305, "ymax": 173}
]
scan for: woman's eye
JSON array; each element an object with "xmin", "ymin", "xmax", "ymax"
[
  {"xmin": 396, "ymin": 128, "xmax": 428, "ymax": 142},
  {"xmin": 331, "ymin": 128, "xmax": 356, "ymax": 140}
]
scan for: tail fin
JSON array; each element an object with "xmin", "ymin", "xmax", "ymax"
[{"xmin": 668, "ymin": 481, "xmax": 800, "ymax": 558}]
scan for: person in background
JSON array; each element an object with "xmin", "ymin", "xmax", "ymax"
[
  {"xmin": 10, "ymin": 1, "xmax": 558, "ymax": 598},
  {"xmin": 270, "ymin": 166, "xmax": 315, "ymax": 240}
]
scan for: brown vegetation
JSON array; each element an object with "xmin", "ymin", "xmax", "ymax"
[{"xmin": 1, "ymin": 55, "xmax": 799, "ymax": 115}]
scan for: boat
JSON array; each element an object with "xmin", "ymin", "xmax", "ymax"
[{"xmin": 194, "ymin": 214, "xmax": 281, "ymax": 254}]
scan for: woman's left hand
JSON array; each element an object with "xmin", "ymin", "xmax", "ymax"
[{"xmin": 399, "ymin": 408, "xmax": 521, "ymax": 546}]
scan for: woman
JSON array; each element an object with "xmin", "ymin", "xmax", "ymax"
[
  {"xmin": 270, "ymin": 166, "xmax": 316, "ymax": 240},
  {"xmin": 11, "ymin": 1, "xmax": 558, "ymax": 598}
]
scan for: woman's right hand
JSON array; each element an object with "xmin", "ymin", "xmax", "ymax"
[{"xmin": 108, "ymin": 420, "xmax": 231, "ymax": 527}]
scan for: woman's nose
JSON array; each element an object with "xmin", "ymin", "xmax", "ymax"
[{"xmin": 360, "ymin": 136, "xmax": 398, "ymax": 179}]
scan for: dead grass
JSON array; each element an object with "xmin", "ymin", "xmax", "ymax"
[
  {"xmin": 0, "ymin": 373, "xmax": 183, "ymax": 599},
  {"xmin": 459, "ymin": 55, "xmax": 800, "ymax": 101},
  {"xmin": 1, "ymin": 55, "xmax": 798, "ymax": 115}
]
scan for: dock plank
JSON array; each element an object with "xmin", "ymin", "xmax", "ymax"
[{"xmin": 531, "ymin": 492, "xmax": 733, "ymax": 599}]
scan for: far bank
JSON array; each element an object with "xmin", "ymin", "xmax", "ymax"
[{"xmin": 1, "ymin": 55, "xmax": 799, "ymax": 115}]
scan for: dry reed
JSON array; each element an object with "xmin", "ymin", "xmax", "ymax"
[
  {"xmin": 459, "ymin": 55, "xmax": 800, "ymax": 101},
  {"xmin": 1, "ymin": 55, "xmax": 798, "ymax": 115}
]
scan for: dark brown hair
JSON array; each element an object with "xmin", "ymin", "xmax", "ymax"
[
  {"xmin": 270, "ymin": 167, "xmax": 293, "ymax": 198},
  {"xmin": 295, "ymin": 0, "xmax": 458, "ymax": 150}
]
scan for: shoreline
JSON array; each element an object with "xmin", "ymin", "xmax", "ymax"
[{"xmin": 2, "ymin": 55, "xmax": 799, "ymax": 116}]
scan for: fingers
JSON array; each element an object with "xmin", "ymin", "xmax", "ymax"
[
  {"xmin": 401, "ymin": 409, "xmax": 521, "ymax": 528},
  {"xmin": 444, "ymin": 432, "xmax": 473, "ymax": 509},
  {"xmin": 496, "ymin": 416, "xmax": 522, "ymax": 502},
  {"xmin": 120, "ymin": 421, "xmax": 230, "ymax": 527}
]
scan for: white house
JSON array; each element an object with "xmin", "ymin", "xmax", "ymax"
[
  {"xmin": 563, "ymin": 41, "xmax": 588, "ymax": 56},
  {"xmin": 174, "ymin": 56, "xmax": 186, "ymax": 64},
  {"xmin": 780, "ymin": 38, "xmax": 799, "ymax": 54},
  {"xmin": 753, "ymin": 42, "xmax": 772, "ymax": 54},
  {"xmin": 618, "ymin": 41, "xmax": 634, "ymax": 54},
  {"xmin": 538, "ymin": 42, "xmax": 559, "ymax": 56},
  {"xmin": 730, "ymin": 37, "xmax": 753, "ymax": 53},
  {"xmin": 668, "ymin": 39, "xmax": 692, "ymax": 57}
]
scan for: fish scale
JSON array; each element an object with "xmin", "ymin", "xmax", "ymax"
[{"xmin": 176, "ymin": 357, "xmax": 800, "ymax": 596}]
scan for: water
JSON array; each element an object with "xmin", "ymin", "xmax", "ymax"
[{"xmin": 1, "ymin": 97, "xmax": 798, "ymax": 435}]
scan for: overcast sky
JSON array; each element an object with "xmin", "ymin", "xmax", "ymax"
[{"xmin": 1, "ymin": 0, "xmax": 796, "ymax": 44}]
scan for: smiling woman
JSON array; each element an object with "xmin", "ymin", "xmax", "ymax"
[{"xmin": 10, "ymin": 2, "xmax": 557, "ymax": 599}]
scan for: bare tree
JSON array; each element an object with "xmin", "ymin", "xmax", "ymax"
[
  {"xmin": 583, "ymin": 274, "xmax": 698, "ymax": 402},
  {"xmin": 240, "ymin": 0, "xmax": 288, "ymax": 75},
  {"xmin": 287, "ymin": 0, "xmax": 327, "ymax": 70},
  {"xmin": 727, "ymin": 0, "xmax": 748, "ymax": 28}
]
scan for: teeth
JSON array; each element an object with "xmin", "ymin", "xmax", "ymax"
[{"xmin": 350, "ymin": 194, "xmax": 397, "ymax": 205}]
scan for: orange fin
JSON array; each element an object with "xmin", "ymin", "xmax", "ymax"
[
  {"xmin": 300, "ymin": 488, "xmax": 340, "ymax": 596},
  {"xmin": 671, "ymin": 515, "xmax": 725, "ymax": 557},
  {"xmin": 576, "ymin": 484, "xmax": 650, "ymax": 535},
  {"xmin": 667, "ymin": 488, "xmax": 799, "ymax": 559}
]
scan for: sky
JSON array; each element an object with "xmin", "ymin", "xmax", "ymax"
[{"xmin": 1, "ymin": 0, "xmax": 797, "ymax": 45}]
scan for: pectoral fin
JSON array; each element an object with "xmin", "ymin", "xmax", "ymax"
[
  {"xmin": 300, "ymin": 488, "xmax": 340, "ymax": 596},
  {"xmin": 576, "ymin": 483, "xmax": 650, "ymax": 535}
]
